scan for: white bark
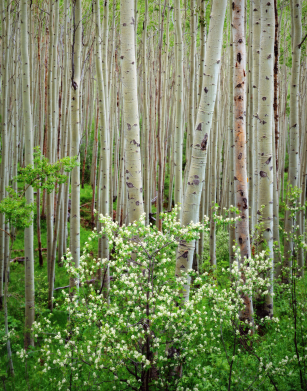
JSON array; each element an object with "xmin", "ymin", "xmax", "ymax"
[
  {"xmin": 70, "ymin": 0, "xmax": 82, "ymax": 292},
  {"xmin": 175, "ymin": 0, "xmax": 227, "ymax": 301},
  {"xmin": 120, "ymin": 0, "xmax": 144, "ymax": 223},
  {"xmin": 21, "ymin": 0, "xmax": 35, "ymax": 348},
  {"xmin": 284, "ymin": 0, "xmax": 302, "ymax": 279}
]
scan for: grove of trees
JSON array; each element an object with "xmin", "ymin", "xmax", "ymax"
[{"xmin": 0, "ymin": 0, "xmax": 307, "ymax": 390}]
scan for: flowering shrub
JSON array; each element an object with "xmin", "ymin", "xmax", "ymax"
[{"xmin": 14, "ymin": 206, "xmax": 304, "ymax": 391}]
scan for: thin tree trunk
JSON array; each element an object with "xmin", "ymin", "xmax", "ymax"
[
  {"xmin": 94, "ymin": 0, "xmax": 110, "ymax": 300},
  {"xmin": 256, "ymin": 0, "xmax": 275, "ymax": 318},
  {"xmin": 228, "ymin": 1, "xmax": 235, "ymax": 267},
  {"xmin": 21, "ymin": 0, "xmax": 35, "ymax": 348},
  {"xmin": 232, "ymin": 0, "xmax": 254, "ymax": 325},
  {"xmin": 251, "ymin": 0, "xmax": 261, "ymax": 236},
  {"xmin": 283, "ymin": 0, "xmax": 302, "ymax": 281},
  {"xmin": 173, "ymin": 0, "xmax": 184, "ymax": 219},
  {"xmin": 69, "ymin": 0, "xmax": 82, "ymax": 294}
]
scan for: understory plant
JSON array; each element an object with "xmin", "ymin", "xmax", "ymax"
[{"xmin": 13, "ymin": 206, "xmax": 303, "ymax": 391}]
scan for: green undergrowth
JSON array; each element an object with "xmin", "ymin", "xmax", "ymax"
[{"xmin": 1, "ymin": 184, "xmax": 306, "ymax": 390}]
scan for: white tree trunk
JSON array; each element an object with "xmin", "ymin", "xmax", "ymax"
[
  {"xmin": 69, "ymin": 0, "xmax": 82, "ymax": 293},
  {"xmin": 175, "ymin": 0, "xmax": 227, "ymax": 301},
  {"xmin": 21, "ymin": 0, "xmax": 35, "ymax": 348},
  {"xmin": 120, "ymin": 0, "xmax": 144, "ymax": 223},
  {"xmin": 283, "ymin": 0, "xmax": 302, "ymax": 280}
]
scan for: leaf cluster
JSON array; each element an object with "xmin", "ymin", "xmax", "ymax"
[
  {"xmin": 0, "ymin": 148, "xmax": 78, "ymax": 230},
  {"xmin": 16, "ymin": 147, "xmax": 78, "ymax": 194}
]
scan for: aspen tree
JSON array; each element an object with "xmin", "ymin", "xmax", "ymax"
[
  {"xmin": 58, "ymin": 0, "xmax": 71, "ymax": 266},
  {"xmin": 298, "ymin": 61, "xmax": 307, "ymax": 274},
  {"xmin": 175, "ymin": 0, "xmax": 227, "ymax": 301},
  {"xmin": 1, "ymin": 0, "xmax": 14, "ymax": 373},
  {"xmin": 20, "ymin": 0, "xmax": 35, "ymax": 348},
  {"xmin": 185, "ymin": 0, "xmax": 196, "ymax": 179},
  {"xmin": 36, "ymin": 18, "xmax": 45, "ymax": 268},
  {"xmin": 70, "ymin": 0, "xmax": 82, "ymax": 293},
  {"xmin": 209, "ymin": 95, "xmax": 219, "ymax": 267},
  {"xmin": 94, "ymin": 0, "xmax": 110, "ymax": 298},
  {"xmin": 47, "ymin": 0, "xmax": 61, "ymax": 311},
  {"xmin": 143, "ymin": 0, "xmax": 150, "ymax": 225},
  {"xmin": 232, "ymin": 0, "xmax": 254, "ymax": 324},
  {"xmin": 52, "ymin": 0, "xmax": 60, "ymax": 164},
  {"xmin": 120, "ymin": 0, "xmax": 144, "ymax": 223},
  {"xmin": 161, "ymin": 2, "xmax": 170, "ymax": 203},
  {"xmin": 228, "ymin": 0, "xmax": 235, "ymax": 267},
  {"xmin": 274, "ymin": 0, "xmax": 279, "ymax": 175},
  {"xmin": 284, "ymin": 0, "xmax": 302, "ymax": 280},
  {"xmin": 173, "ymin": 0, "xmax": 184, "ymax": 219},
  {"xmin": 0, "ymin": 0, "xmax": 11, "ymax": 309},
  {"xmin": 256, "ymin": 1, "xmax": 275, "ymax": 316},
  {"xmin": 272, "ymin": 0, "xmax": 281, "ymax": 279},
  {"xmin": 251, "ymin": 0, "xmax": 261, "ymax": 234},
  {"xmin": 247, "ymin": 4, "xmax": 253, "ymax": 195},
  {"xmin": 156, "ymin": 0, "xmax": 168, "ymax": 230},
  {"xmin": 47, "ymin": 0, "xmax": 54, "ymax": 287},
  {"xmin": 197, "ymin": 10, "xmax": 207, "ymax": 255}
]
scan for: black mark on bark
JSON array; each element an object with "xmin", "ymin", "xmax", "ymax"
[
  {"xmin": 265, "ymin": 157, "xmax": 272, "ymax": 164},
  {"xmin": 201, "ymin": 134, "xmax": 208, "ymax": 151}
]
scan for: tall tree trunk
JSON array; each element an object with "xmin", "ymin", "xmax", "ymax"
[
  {"xmin": 175, "ymin": 0, "xmax": 227, "ymax": 301},
  {"xmin": 256, "ymin": 1, "xmax": 275, "ymax": 317},
  {"xmin": 283, "ymin": 0, "xmax": 302, "ymax": 281},
  {"xmin": 228, "ymin": 0, "xmax": 235, "ymax": 268},
  {"xmin": 173, "ymin": 0, "xmax": 184, "ymax": 219},
  {"xmin": 232, "ymin": 0, "xmax": 254, "ymax": 325},
  {"xmin": 0, "ymin": 0, "xmax": 11, "ymax": 310},
  {"xmin": 120, "ymin": 0, "xmax": 144, "ymax": 223},
  {"xmin": 69, "ymin": 0, "xmax": 82, "ymax": 294},
  {"xmin": 156, "ymin": 1, "xmax": 167, "ymax": 230},
  {"xmin": 46, "ymin": 0, "xmax": 54, "ymax": 292},
  {"xmin": 94, "ymin": 0, "xmax": 110, "ymax": 300},
  {"xmin": 21, "ymin": 0, "xmax": 35, "ymax": 348},
  {"xmin": 251, "ymin": 0, "xmax": 261, "ymax": 236}
]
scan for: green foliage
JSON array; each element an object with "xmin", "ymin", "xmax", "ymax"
[
  {"xmin": 0, "ymin": 187, "xmax": 35, "ymax": 230},
  {"xmin": 16, "ymin": 147, "xmax": 78, "ymax": 194},
  {"xmin": 1, "ymin": 192, "xmax": 307, "ymax": 391},
  {"xmin": 0, "ymin": 148, "xmax": 77, "ymax": 231}
]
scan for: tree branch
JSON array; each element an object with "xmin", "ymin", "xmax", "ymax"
[{"xmin": 298, "ymin": 33, "xmax": 307, "ymax": 49}]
